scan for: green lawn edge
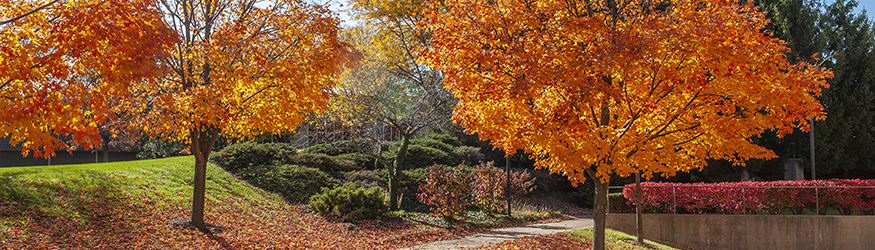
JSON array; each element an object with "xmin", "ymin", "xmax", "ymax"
[{"xmin": 572, "ymin": 228, "xmax": 682, "ymax": 250}]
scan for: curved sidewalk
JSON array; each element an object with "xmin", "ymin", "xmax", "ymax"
[{"xmin": 400, "ymin": 218, "xmax": 594, "ymax": 250}]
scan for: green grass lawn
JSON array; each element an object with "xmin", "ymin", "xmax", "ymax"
[
  {"xmin": 0, "ymin": 156, "xmax": 562, "ymax": 249},
  {"xmin": 0, "ymin": 156, "xmax": 327, "ymax": 248},
  {"xmin": 573, "ymin": 228, "xmax": 681, "ymax": 249},
  {"xmin": 0, "ymin": 156, "xmax": 287, "ymax": 214}
]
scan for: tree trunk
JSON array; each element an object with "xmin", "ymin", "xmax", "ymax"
[
  {"xmin": 190, "ymin": 127, "xmax": 218, "ymax": 228},
  {"xmin": 635, "ymin": 172, "xmax": 643, "ymax": 244},
  {"xmin": 191, "ymin": 150, "xmax": 207, "ymax": 228},
  {"xmin": 390, "ymin": 134, "xmax": 411, "ymax": 211},
  {"xmin": 593, "ymin": 180, "xmax": 608, "ymax": 250}
]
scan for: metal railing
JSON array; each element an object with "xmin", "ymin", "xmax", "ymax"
[{"xmin": 608, "ymin": 185, "xmax": 875, "ymax": 215}]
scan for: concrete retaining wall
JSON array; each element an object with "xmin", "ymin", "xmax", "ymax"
[{"xmin": 607, "ymin": 213, "xmax": 875, "ymax": 250}]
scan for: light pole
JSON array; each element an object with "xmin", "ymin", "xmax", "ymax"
[
  {"xmin": 810, "ymin": 117, "xmax": 816, "ymax": 180},
  {"xmin": 506, "ymin": 154, "xmax": 511, "ymax": 217}
]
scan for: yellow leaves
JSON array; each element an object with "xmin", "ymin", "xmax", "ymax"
[{"xmin": 114, "ymin": 0, "xmax": 353, "ymax": 145}]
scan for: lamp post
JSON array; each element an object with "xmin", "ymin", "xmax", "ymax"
[
  {"xmin": 506, "ymin": 154, "xmax": 511, "ymax": 217},
  {"xmin": 810, "ymin": 117, "xmax": 816, "ymax": 180}
]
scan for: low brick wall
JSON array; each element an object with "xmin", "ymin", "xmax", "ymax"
[{"xmin": 607, "ymin": 213, "xmax": 875, "ymax": 250}]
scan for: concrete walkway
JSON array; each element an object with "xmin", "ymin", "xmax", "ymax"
[{"xmin": 400, "ymin": 218, "xmax": 594, "ymax": 250}]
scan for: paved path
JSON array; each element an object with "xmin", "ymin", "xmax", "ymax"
[{"xmin": 400, "ymin": 218, "xmax": 594, "ymax": 250}]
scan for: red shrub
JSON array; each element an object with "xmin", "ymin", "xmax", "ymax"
[
  {"xmin": 417, "ymin": 166, "xmax": 474, "ymax": 219},
  {"xmin": 623, "ymin": 179, "xmax": 875, "ymax": 214},
  {"xmin": 471, "ymin": 162, "xmax": 535, "ymax": 213},
  {"xmin": 473, "ymin": 162, "xmax": 506, "ymax": 213}
]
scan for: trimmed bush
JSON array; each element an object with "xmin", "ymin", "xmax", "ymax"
[
  {"xmin": 137, "ymin": 139, "xmax": 187, "ymax": 159},
  {"xmin": 303, "ymin": 139, "xmax": 370, "ymax": 156},
  {"xmin": 331, "ymin": 139, "xmax": 372, "ymax": 153},
  {"xmin": 209, "ymin": 142, "xmax": 297, "ymax": 172},
  {"xmin": 455, "ymin": 146, "xmax": 487, "ymax": 166},
  {"xmin": 607, "ymin": 193, "xmax": 635, "ymax": 213},
  {"xmin": 399, "ymin": 168, "xmax": 430, "ymax": 191},
  {"xmin": 346, "ymin": 170, "xmax": 384, "ymax": 189},
  {"xmin": 373, "ymin": 167, "xmax": 430, "ymax": 192},
  {"xmin": 417, "ymin": 166, "xmax": 474, "ymax": 219},
  {"xmin": 289, "ymin": 153, "xmax": 357, "ymax": 173},
  {"xmin": 411, "ymin": 138, "xmax": 454, "ymax": 153},
  {"xmin": 403, "ymin": 144, "xmax": 460, "ymax": 169},
  {"xmin": 309, "ymin": 183, "xmax": 388, "ymax": 222},
  {"xmin": 237, "ymin": 164, "xmax": 338, "ymax": 202},
  {"xmin": 424, "ymin": 133, "xmax": 463, "ymax": 147},
  {"xmin": 624, "ymin": 179, "xmax": 875, "ymax": 215},
  {"xmin": 335, "ymin": 153, "xmax": 376, "ymax": 170},
  {"xmin": 302, "ymin": 143, "xmax": 337, "ymax": 155}
]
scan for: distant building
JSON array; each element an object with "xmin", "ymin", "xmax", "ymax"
[{"xmin": 0, "ymin": 137, "xmax": 139, "ymax": 167}]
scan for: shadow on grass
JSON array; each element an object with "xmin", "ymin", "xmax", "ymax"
[{"xmin": 0, "ymin": 171, "xmax": 157, "ymax": 247}]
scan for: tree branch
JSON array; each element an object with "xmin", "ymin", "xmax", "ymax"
[{"xmin": 0, "ymin": 0, "xmax": 61, "ymax": 26}]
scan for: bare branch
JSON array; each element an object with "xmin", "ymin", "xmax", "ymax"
[{"xmin": 0, "ymin": 0, "xmax": 61, "ymax": 26}]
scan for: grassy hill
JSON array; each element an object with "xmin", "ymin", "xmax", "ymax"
[
  {"xmin": 0, "ymin": 156, "xmax": 488, "ymax": 249},
  {"xmin": 0, "ymin": 156, "xmax": 679, "ymax": 249}
]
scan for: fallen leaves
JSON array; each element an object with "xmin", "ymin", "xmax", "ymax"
[
  {"xmin": 0, "ymin": 170, "xmax": 551, "ymax": 249},
  {"xmin": 471, "ymin": 232, "xmax": 593, "ymax": 250}
]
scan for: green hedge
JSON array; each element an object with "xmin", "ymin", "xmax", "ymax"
[
  {"xmin": 236, "ymin": 164, "xmax": 338, "ymax": 202},
  {"xmin": 345, "ymin": 170, "xmax": 384, "ymax": 189},
  {"xmin": 289, "ymin": 153, "xmax": 358, "ymax": 173},
  {"xmin": 309, "ymin": 183, "xmax": 388, "ymax": 222},
  {"xmin": 454, "ymin": 146, "xmax": 486, "ymax": 166},
  {"xmin": 424, "ymin": 133, "xmax": 463, "ymax": 147},
  {"xmin": 334, "ymin": 153, "xmax": 376, "ymax": 170},
  {"xmin": 303, "ymin": 139, "xmax": 370, "ymax": 156},
  {"xmin": 402, "ymin": 144, "xmax": 460, "ymax": 169},
  {"xmin": 411, "ymin": 138, "xmax": 455, "ymax": 153},
  {"xmin": 210, "ymin": 143, "xmax": 297, "ymax": 172},
  {"xmin": 608, "ymin": 193, "xmax": 634, "ymax": 214}
]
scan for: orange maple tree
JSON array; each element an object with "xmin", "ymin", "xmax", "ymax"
[
  {"xmin": 0, "ymin": 0, "xmax": 175, "ymax": 157},
  {"xmin": 421, "ymin": 0, "xmax": 831, "ymax": 248},
  {"xmin": 117, "ymin": 0, "xmax": 357, "ymax": 227}
]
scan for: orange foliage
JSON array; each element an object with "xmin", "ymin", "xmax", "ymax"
[
  {"xmin": 422, "ymin": 0, "xmax": 832, "ymax": 184},
  {"xmin": 0, "ymin": 0, "xmax": 176, "ymax": 157},
  {"xmin": 121, "ymin": 0, "xmax": 358, "ymax": 144},
  {"xmin": 113, "ymin": 0, "xmax": 359, "ymax": 226}
]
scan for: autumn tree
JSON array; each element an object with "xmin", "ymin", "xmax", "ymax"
[
  {"xmin": 0, "ymin": 0, "xmax": 175, "ymax": 157},
  {"xmin": 422, "ymin": 0, "xmax": 831, "ymax": 249},
  {"xmin": 119, "ymin": 0, "xmax": 355, "ymax": 228},
  {"xmin": 329, "ymin": 0, "xmax": 453, "ymax": 210}
]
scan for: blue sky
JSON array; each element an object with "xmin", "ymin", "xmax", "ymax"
[
  {"xmin": 858, "ymin": 0, "xmax": 875, "ymax": 14},
  {"xmin": 324, "ymin": 0, "xmax": 356, "ymax": 27}
]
